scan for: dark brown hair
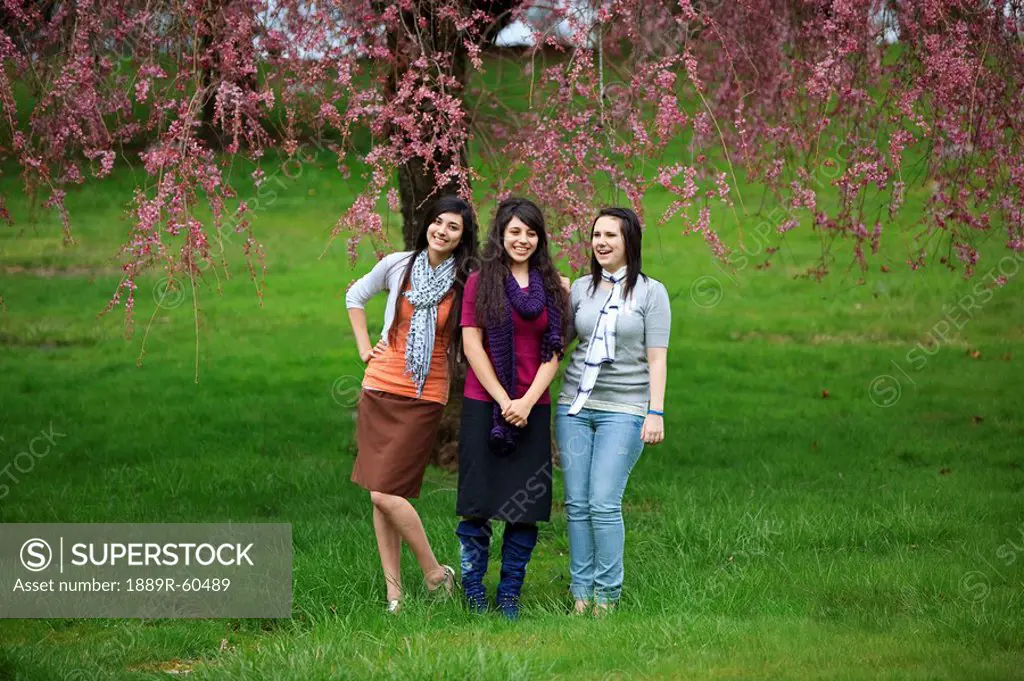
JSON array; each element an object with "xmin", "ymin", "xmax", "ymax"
[
  {"xmin": 388, "ymin": 195, "xmax": 479, "ymax": 373},
  {"xmin": 475, "ymin": 197, "xmax": 567, "ymax": 338},
  {"xmin": 588, "ymin": 206, "xmax": 646, "ymax": 301}
]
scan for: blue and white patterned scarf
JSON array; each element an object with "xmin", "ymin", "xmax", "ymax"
[
  {"xmin": 404, "ymin": 250, "xmax": 456, "ymax": 396},
  {"xmin": 567, "ymin": 266, "xmax": 628, "ymax": 415}
]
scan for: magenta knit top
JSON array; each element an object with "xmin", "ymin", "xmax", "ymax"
[{"xmin": 460, "ymin": 272, "xmax": 552, "ymax": 405}]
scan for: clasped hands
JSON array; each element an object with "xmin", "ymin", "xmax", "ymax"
[{"xmin": 499, "ymin": 396, "xmax": 534, "ymax": 428}]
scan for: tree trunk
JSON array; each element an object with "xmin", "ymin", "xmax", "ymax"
[
  {"xmin": 395, "ymin": 0, "xmax": 518, "ymax": 244},
  {"xmin": 388, "ymin": 2, "xmax": 472, "ymax": 470},
  {"xmin": 397, "ymin": 153, "xmax": 470, "ymax": 249},
  {"xmin": 389, "ymin": 1, "xmax": 559, "ymax": 472},
  {"xmin": 198, "ymin": 0, "xmax": 259, "ymax": 151}
]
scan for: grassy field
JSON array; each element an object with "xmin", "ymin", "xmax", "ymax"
[{"xmin": 2, "ymin": 98, "xmax": 1024, "ymax": 678}]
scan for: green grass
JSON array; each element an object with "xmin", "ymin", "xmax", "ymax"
[{"xmin": 2, "ymin": 113, "xmax": 1024, "ymax": 680}]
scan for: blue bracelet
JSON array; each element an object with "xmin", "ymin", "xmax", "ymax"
[{"xmin": 647, "ymin": 409, "xmax": 664, "ymax": 416}]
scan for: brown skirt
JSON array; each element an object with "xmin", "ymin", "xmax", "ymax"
[{"xmin": 350, "ymin": 389, "xmax": 445, "ymax": 498}]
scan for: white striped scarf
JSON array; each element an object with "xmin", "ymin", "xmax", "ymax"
[
  {"xmin": 567, "ymin": 266, "xmax": 628, "ymax": 415},
  {"xmin": 403, "ymin": 250, "xmax": 456, "ymax": 396}
]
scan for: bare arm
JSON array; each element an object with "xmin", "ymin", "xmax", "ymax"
[
  {"xmin": 502, "ymin": 280, "xmax": 568, "ymax": 426},
  {"xmin": 502, "ymin": 355, "xmax": 560, "ymax": 427},
  {"xmin": 346, "ymin": 253, "xmax": 401, "ymax": 363},
  {"xmin": 521, "ymin": 356, "xmax": 560, "ymax": 407},
  {"xmin": 463, "ymin": 327, "xmax": 513, "ymax": 411},
  {"xmin": 347, "ymin": 308, "xmax": 377, "ymax": 363},
  {"xmin": 642, "ymin": 347, "xmax": 667, "ymax": 444},
  {"xmin": 561, "ymin": 276, "xmax": 578, "ymax": 353}
]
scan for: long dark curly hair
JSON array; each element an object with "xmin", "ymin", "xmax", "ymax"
[
  {"xmin": 388, "ymin": 195, "xmax": 480, "ymax": 374},
  {"xmin": 475, "ymin": 197, "xmax": 567, "ymax": 337}
]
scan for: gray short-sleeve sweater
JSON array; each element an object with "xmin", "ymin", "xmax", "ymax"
[{"xmin": 558, "ymin": 274, "xmax": 671, "ymax": 416}]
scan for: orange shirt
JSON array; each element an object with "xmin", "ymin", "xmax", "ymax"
[{"xmin": 362, "ymin": 288, "xmax": 456, "ymax": 405}]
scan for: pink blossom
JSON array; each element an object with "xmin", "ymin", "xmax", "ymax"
[
  {"xmin": 0, "ymin": 0, "xmax": 1018, "ymax": 338},
  {"xmin": 715, "ymin": 172, "xmax": 731, "ymax": 204}
]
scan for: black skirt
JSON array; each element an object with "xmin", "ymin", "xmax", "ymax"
[{"xmin": 456, "ymin": 398, "xmax": 553, "ymax": 523}]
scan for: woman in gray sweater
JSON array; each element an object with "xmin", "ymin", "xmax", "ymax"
[{"xmin": 555, "ymin": 207, "xmax": 671, "ymax": 616}]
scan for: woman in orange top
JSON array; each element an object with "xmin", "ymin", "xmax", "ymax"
[{"xmin": 346, "ymin": 195, "xmax": 479, "ymax": 614}]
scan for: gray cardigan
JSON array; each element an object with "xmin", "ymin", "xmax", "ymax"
[
  {"xmin": 344, "ymin": 251, "xmax": 415, "ymax": 341},
  {"xmin": 558, "ymin": 274, "xmax": 671, "ymax": 416}
]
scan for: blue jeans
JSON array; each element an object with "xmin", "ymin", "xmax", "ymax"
[{"xmin": 555, "ymin": 404, "xmax": 645, "ymax": 604}]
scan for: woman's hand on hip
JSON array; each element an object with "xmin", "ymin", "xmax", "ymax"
[
  {"xmin": 641, "ymin": 414, "xmax": 664, "ymax": 445},
  {"xmin": 360, "ymin": 339, "xmax": 387, "ymax": 363}
]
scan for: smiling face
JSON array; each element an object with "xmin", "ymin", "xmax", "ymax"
[
  {"xmin": 502, "ymin": 216, "xmax": 539, "ymax": 265},
  {"xmin": 592, "ymin": 215, "xmax": 627, "ymax": 272},
  {"xmin": 426, "ymin": 211, "xmax": 464, "ymax": 258}
]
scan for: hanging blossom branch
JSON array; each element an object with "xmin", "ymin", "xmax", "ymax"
[
  {"xmin": 667, "ymin": 0, "xmax": 1024, "ymax": 279},
  {"xmin": 0, "ymin": 0, "xmax": 276, "ymax": 340},
  {"xmin": 0, "ymin": 0, "xmax": 494, "ymax": 338},
  {"xmin": 479, "ymin": 0, "xmax": 1023, "ymax": 277},
  {"xmin": 322, "ymin": 0, "xmax": 494, "ymax": 260},
  {"xmin": 485, "ymin": 0, "xmax": 734, "ymax": 271},
  {"xmin": 1, "ymin": 0, "xmax": 1022, "ymax": 342}
]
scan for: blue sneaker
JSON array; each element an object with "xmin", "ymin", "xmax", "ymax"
[
  {"xmin": 497, "ymin": 595, "xmax": 520, "ymax": 621},
  {"xmin": 465, "ymin": 592, "xmax": 489, "ymax": 615}
]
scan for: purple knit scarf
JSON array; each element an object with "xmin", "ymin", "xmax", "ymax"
[{"xmin": 485, "ymin": 268, "xmax": 563, "ymax": 454}]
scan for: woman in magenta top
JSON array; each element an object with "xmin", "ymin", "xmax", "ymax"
[
  {"xmin": 455, "ymin": 197, "xmax": 568, "ymax": 620},
  {"xmin": 461, "ymin": 276, "xmax": 554, "ymax": 410}
]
